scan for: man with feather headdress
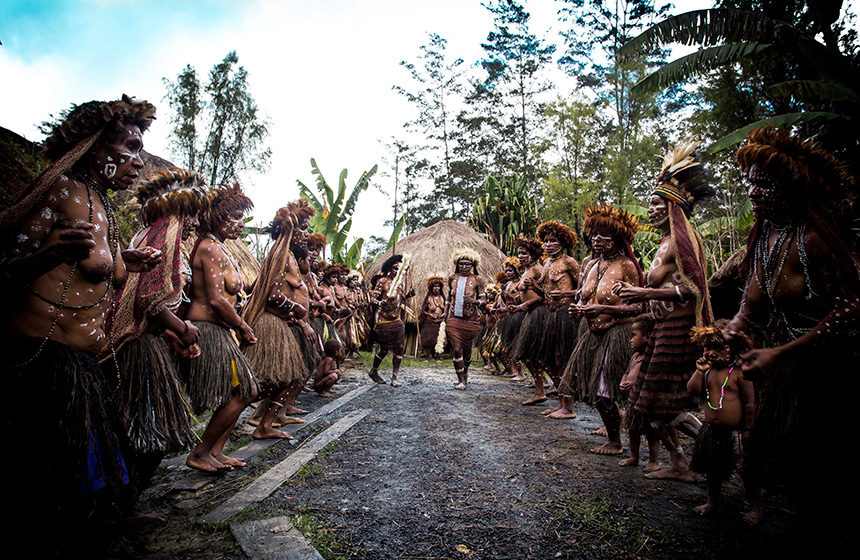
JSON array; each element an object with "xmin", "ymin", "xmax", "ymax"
[
  {"xmin": 368, "ymin": 253, "xmax": 415, "ymax": 386},
  {"xmin": 618, "ymin": 140, "xmax": 714, "ymax": 482},
  {"xmin": 445, "ymin": 247, "xmax": 486, "ymax": 390}
]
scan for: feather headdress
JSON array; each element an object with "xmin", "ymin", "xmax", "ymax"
[
  {"xmin": 200, "ymin": 182, "xmax": 253, "ymax": 234},
  {"xmin": 267, "ymin": 197, "xmax": 316, "ymax": 240},
  {"xmin": 387, "ymin": 253, "xmax": 411, "ymax": 297},
  {"xmin": 381, "ymin": 254, "xmax": 403, "ymax": 274},
  {"xmin": 583, "ymin": 205, "xmax": 639, "ymax": 245},
  {"xmin": 133, "ymin": 169, "xmax": 209, "ymax": 226},
  {"xmin": 452, "ymin": 247, "xmax": 481, "ymax": 270},
  {"xmin": 654, "ymin": 139, "xmax": 714, "ymax": 215},
  {"xmin": 537, "ymin": 221, "xmax": 579, "ymax": 249},
  {"xmin": 515, "ymin": 236, "xmax": 544, "ymax": 259},
  {"xmin": 426, "ymin": 274, "xmax": 445, "ymax": 289}
]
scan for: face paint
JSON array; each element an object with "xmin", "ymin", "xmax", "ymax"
[{"xmin": 648, "ymin": 194, "xmax": 669, "ymax": 227}]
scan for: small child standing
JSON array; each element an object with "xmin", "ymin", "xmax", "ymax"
[
  {"xmin": 687, "ymin": 321, "xmax": 762, "ymax": 524},
  {"xmin": 618, "ymin": 314, "xmax": 661, "ymax": 472},
  {"xmin": 315, "ymin": 339, "xmax": 343, "ymax": 398}
]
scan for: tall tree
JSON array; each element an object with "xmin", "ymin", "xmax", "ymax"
[{"xmin": 163, "ymin": 51, "xmax": 271, "ymax": 186}]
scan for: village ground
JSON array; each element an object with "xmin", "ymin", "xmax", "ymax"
[{"xmin": 95, "ymin": 358, "xmax": 817, "ymax": 560}]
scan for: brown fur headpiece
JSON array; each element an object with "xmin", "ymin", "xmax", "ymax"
[
  {"xmin": 324, "ymin": 263, "xmax": 347, "ymax": 278},
  {"xmin": 736, "ymin": 126, "xmax": 852, "ymax": 201},
  {"xmin": 201, "ymin": 182, "xmax": 254, "ymax": 234},
  {"xmin": 485, "ymin": 283, "xmax": 501, "ymax": 294},
  {"xmin": 267, "ymin": 197, "xmax": 316, "ymax": 240},
  {"xmin": 44, "ymin": 95, "xmax": 156, "ymax": 163},
  {"xmin": 427, "ymin": 275, "xmax": 445, "ymax": 289},
  {"xmin": 583, "ymin": 204, "xmax": 639, "ymax": 245},
  {"xmin": 503, "ymin": 256, "xmax": 521, "ymax": 269},
  {"xmin": 307, "ymin": 232, "xmax": 327, "ymax": 251},
  {"xmin": 516, "ymin": 236, "xmax": 544, "ymax": 259},
  {"xmin": 494, "ymin": 271, "xmax": 508, "ymax": 284},
  {"xmin": 133, "ymin": 169, "xmax": 209, "ymax": 226},
  {"xmin": 537, "ymin": 221, "xmax": 578, "ymax": 249}
]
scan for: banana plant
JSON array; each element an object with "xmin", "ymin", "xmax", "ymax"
[{"xmin": 470, "ymin": 174, "xmax": 541, "ymax": 254}]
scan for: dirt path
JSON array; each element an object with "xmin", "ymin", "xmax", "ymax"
[{"xmin": 107, "ymin": 364, "xmax": 812, "ymax": 559}]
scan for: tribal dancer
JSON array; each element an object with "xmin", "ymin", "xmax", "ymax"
[
  {"xmin": 368, "ymin": 254, "xmax": 414, "ymax": 386},
  {"xmin": 495, "ymin": 256, "xmax": 526, "ymax": 380},
  {"xmin": 304, "ymin": 232, "xmax": 328, "ymax": 349},
  {"xmin": 561, "ymin": 205, "xmax": 644, "ymax": 451},
  {"xmin": 619, "ymin": 141, "xmax": 713, "ymax": 480},
  {"xmin": 419, "ymin": 274, "xmax": 446, "ymax": 361},
  {"xmin": 0, "ymin": 95, "xmax": 161, "ymax": 544},
  {"xmin": 343, "ymin": 270, "xmax": 369, "ymax": 357},
  {"xmin": 481, "ymin": 283, "xmax": 504, "ymax": 373},
  {"xmin": 511, "ymin": 237, "xmax": 548, "ymax": 404},
  {"xmin": 107, "ymin": 170, "xmax": 208, "ymax": 490},
  {"xmin": 445, "ymin": 248, "xmax": 486, "ymax": 389},
  {"xmin": 180, "ymin": 183, "xmax": 257, "ymax": 472},
  {"xmin": 725, "ymin": 127, "xmax": 859, "ymax": 538},
  {"xmin": 242, "ymin": 199, "xmax": 317, "ymax": 440}
]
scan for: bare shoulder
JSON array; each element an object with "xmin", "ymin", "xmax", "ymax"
[{"xmin": 620, "ymin": 257, "xmax": 641, "ymax": 284}]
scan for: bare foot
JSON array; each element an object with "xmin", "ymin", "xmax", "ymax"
[
  {"xmin": 743, "ymin": 509, "xmax": 763, "ymax": 526},
  {"xmin": 591, "ymin": 424, "xmax": 608, "ymax": 437},
  {"xmin": 391, "ymin": 378, "xmax": 402, "ymax": 387},
  {"xmin": 545, "ymin": 388, "xmax": 558, "ymax": 398},
  {"xmin": 186, "ymin": 452, "xmax": 231, "ymax": 473},
  {"xmin": 215, "ymin": 453, "xmax": 246, "ymax": 468},
  {"xmin": 548, "ymin": 409, "xmax": 577, "ymax": 419},
  {"xmin": 282, "ymin": 405, "xmax": 308, "ymax": 415},
  {"xmin": 454, "ymin": 383, "xmax": 466, "ymax": 390},
  {"xmin": 318, "ymin": 391, "xmax": 336, "ymax": 398},
  {"xmin": 618, "ymin": 457, "xmax": 638, "ymax": 467},
  {"xmin": 590, "ymin": 442, "xmax": 624, "ymax": 455},
  {"xmin": 511, "ymin": 374, "xmax": 528, "ymax": 382},
  {"xmin": 542, "ymin": 406, "xmax": 561, "ymax": 416},
  {"xmin": 273, "ymin": 415, "xmax": 305, "ymax": 427},
  {"xmin": 645, "ymin": 466, "xmax": 697, "ymax": 482},
  {"xmin": 252, "ymin": 426, "xmax": 293, "ymax": 440},
  {"xmin": 369, "ymin": 370, "xmax": 385, "ymax": 384},
  {"xmin": 522, "ymin": 395, "xmax": 547, "ymax": 406},
  {"xmin": 693, "ymin": 503, "xmax": 714, "ymax": 516},
  {"xmin": 643, "ymin": 461, "xmax": 661, "ymax": 473}
]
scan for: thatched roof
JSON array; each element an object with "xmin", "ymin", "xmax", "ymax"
[{"xmin": 366, "ymin": 220, "xmax": 506, "ymax": 324}]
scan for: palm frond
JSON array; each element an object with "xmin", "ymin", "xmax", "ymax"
[
  {"xmin": 707, "ymin": 111, "xmax": 841, "ymax": 152},
  {"xmin": 769, "ymin": 80, "xmax": 859, "ymax": 103}
]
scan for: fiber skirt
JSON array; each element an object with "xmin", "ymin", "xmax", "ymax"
[
  {"xmin": 374, "ymin": 319, "xmax": 405, "ymax": 352},
  {"xmin": 244, "ymin": 312, "xmax": 305, "ymax": 387},
  {"xmin": 690, "ymin": 423, "xmax": 740, "ymax": 484},
  {"xmin": 420, "ymin": 319, "xmax": 442, "ymax": 351},
  {"xmin": 290, "ymin": 322, "xmax": 319, "ymax": 382},
  {"xmin": 512, "ymin": 304, "xmax": 576, "ymax": 367},
  {"xmin": 560, "ymin": 320, "xmax": 631, "ymax": 404},
  {"xmin": 630, "ymin": 315, "xmax": 698, "ymax": 416},
  {"xmin": 446, "ymin": 316, "xmax": 482, "ymax": 348},
  {"xmin": 496, "ymin": 310, "xmax": 525, "ymax": 352},
  {"xmin": 115, "ymin": 333, "xmax": 197, "ymax": 453},
  {"xmin": 178, "ymin": 321, "xmax": 257, "ymax": 415}
]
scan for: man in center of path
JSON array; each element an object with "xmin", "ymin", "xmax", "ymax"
[
  {"xmin": 445, "ymin": 248, "xmax": 486, "ymax": 390},
  {"xmin": 368, "ymin": 254, "xmax": 414, "ymax": 386}
]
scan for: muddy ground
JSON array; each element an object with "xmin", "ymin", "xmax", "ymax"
[{"xmin": 99, "ymin": 362, "xmax": 816, "ymax": 560}]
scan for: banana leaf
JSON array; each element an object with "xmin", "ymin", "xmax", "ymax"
[{"xmin": 707, "ymin": 111, "xmax": 840, "ymax": 152}]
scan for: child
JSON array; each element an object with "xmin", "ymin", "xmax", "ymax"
[
  {"xmin": 618, "ymin": 314, "xmax": 661, "ymax": 472},
  {"xmin": 687, "ymin": 321, "xmax": 761, "ymax": 524},
  {"xmin": 315, "ymin": 339, "xmax": 343, "ymax": 398}
]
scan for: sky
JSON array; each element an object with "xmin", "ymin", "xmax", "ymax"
[{"xmin": 2, "ymin": 0, "xmax": 720, "ymax": 248}]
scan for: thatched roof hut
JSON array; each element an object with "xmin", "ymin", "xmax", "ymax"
[{"xmin": 366, "ymin": 220, "xmax": 506, "ymax": 325}]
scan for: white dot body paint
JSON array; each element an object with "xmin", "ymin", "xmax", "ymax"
[
  {"xmin": 104, "ymin": 164, "xmax": 117, "ymax": 179},
  {"xmin": 107, "ymin": 156, "xmax": 113, "ymax": 162},
  {"xmin": 60, "ymin": 187, "xmax": 69, "ymax": 199},
  {"xmin": 17, "ymin": 233, "xmax": 28, "ymax": 243}
]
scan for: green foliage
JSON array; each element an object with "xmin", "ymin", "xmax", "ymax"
[
  {"xmin": 291, "ymin": 506, "xmax": 366, "ymax": 559},
  {"xmin": 470, "ymin": 175, "xmax": 541, "ymax": 255},
  {"xmin": 163, "ymin": 51, "xmax": 271, "ymax": 186},
  {"xmin": 297, "ymin": 159, "xmax": 378, "ymax": 269}
]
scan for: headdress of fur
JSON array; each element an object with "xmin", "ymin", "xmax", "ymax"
[
  {"xmin": 43, "ymin": 94, "xmax": 157, "ymax": 163},
  {"xmin": 133, "ymin": 169, "xmax": 209, "ymax": 226},
  {"xmin": 323, "ymin": 263, "xmax": 346, "ymax": 278},
  {"xmin": 515, "ymin": 236, "xmax": 544, "ymax": 260},
  {"xmin": 583, "ymin": 204, "xmax": 639, "ymax": 245},
  {"xmin": 426, "ymin": 275, "xmax": 445, "ymax": 289},
  {"xmin": 346, "ymin": 270, "xmax": 363, "ymax": 282},
  {"xmin": 494, "ymin": 271, "xmax": 508, "ymax": 284},
  {"xmin": 485, "ymin": 283, "xmax": 500, "ymax": 294},
  {"xmin": 267, "ymin": 198, "xmax": 316, "ymax": 240},
  {"xmin": 381, "ymin": 254, "xmax": 404, "ymax": 274},
  {"xmin": 370, "ymin": 273, "xmax": 384, "ymax": 289},
  {"xmin": 200, "ymin": 182, "xmax": 253, "ymax": 234},
  {"xmin": 307, "ymin": 232, "xmax": 327, "ymax": 251},
  {"xmin": 690, "ymin": 319, "xmax": 739, "ymax": 348},
  {"xmin": 654, "ymin": 139, "xmax": 714, "ymax": 216},
  {"xmin": 451, "ymin": 247, "xmax": 480, "ymax": 270},
  {"xmin": 537, "ymin": 221, "xmax": 578, "ymax": 250},
  {"xmin": 503, "ymin": 256, "xmax": 521, "ymax": 269}
]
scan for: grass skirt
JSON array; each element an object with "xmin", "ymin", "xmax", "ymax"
[
  {"xmin": 513, "ymin": 304, "xmax": 576, "ymax": 367},
  {"xmin": 630, "ymin": 315, "xmax": 697, "ymax": 416},
  {"xmin": 482, "ymin": 327, "xmax": 501, "ymax": 358},
  {"xmin": 497, "ymin": 311, "xmax": 525, "ymax": 352},
  {"xmin": 374, "ymin": 319, "xmax": 405, "ymax": 352},
  {"xmin": 115, "ymin": 333, "xmax": 197, "ymax": 453},
  {"xmin": 690, "ymin": 423, "xmax": 739, "ymax": 484},
  {"xmin": 244, "ymin": 312, "xmax": 305, "ymax": 387},
  {"xmin": 4, "ymin": 336, "xmax": 128, "ymax": 509},
  {"xmin": 560, "ymin": 321, "xmax": 631, "ymax": 404},
  {"xmin": 179, "ymin": 322, "xmax": 256, "ymax": 415},
  {"xmin": 446, "ymin": 316, "xmax": 482, "ymax": 349},
  {"xmin": 290, "ymin": 322, "xmax": 319, "ymax": 382}
]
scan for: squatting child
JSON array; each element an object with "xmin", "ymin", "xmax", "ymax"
[
  {"xmin": 687, "ymin": 321, "xmax": 762, "ymax": 524},
  {"xmin": 315, "ymin": 339, "xmax": 343, "ymax": 398},
  {"xmin": 618, "ymin": 314, "xmax": 661, "ymax": 472}
]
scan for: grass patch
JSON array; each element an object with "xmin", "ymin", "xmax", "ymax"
[
  {"xmin": 318, "ymin": 440, "xmax": 338, "ymax": 459},
  {"xmin": 292, "ymin": 507, "xmax": 366, "ymax": 560},
  {"xmin": 550, "ymin": 492, "xmax": 665, "ymax": 559},
  {"xmin": 290, "ymin": 462, "xmax": 324, "ymax": 482}
]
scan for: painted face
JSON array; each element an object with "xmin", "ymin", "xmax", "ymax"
[
  {"xmin": 389, "ymin": 262, "xmax": 400, "ymax": 277},
  {"xmin": 630, "ymin": 324, "xmax": 649, "ymax": 353},
  {"xmin": 517, "ymin": 247, "xmax": 533, "ymax": 267},
  {"xmin": 703, "ymin": 340, "xmax": 733, "ymax": 367},
  {"xmin": 181, "ymin": 214, "xmax": 199, "ymax": 240},
  {"xmin": 308, "ymin": 245, "xmax": 320, "ymax": 262},
  {"xmin": 590, "ymin": 228, "xmax": 617, "ymax": 257},
  {"xmin": 348, "ymin": 278, "xmax": 361, "ymax": 288},
  {"xmin": 293, "ymin": 219, "xmax": 310, "ymax": 248},
  {"xmin": 325, "ymin": 271, "xmax": 338, "ymax": 285},
  {"xmin": 218, "ymin": 209, "xmax": 245, "ymax": 240},
  {"xmin": 88, "ymin": 123, "xmax": 144, "ymax": 190},
  {"xmin": 297, "ymin": 256, "xmax": 310, "ymax": 275},
  {"xmin": 543, "ymin": 233, "xmax": 562, "ymax": 257},
  {"xmin": 338, "ymin": 272, "xmax": 348, "ymax": 284},
  {"xmin": 505, "ymin": 265, "xmax": 518, "ymax": 281},
  {"xmin": 747, "ymin": 163, "xmax": 791, "ymax": 220},
  {"xmin": 457, "ymin": 259, "xmax": 473, "ymax": 276},
  {"xmin": 648, "ymin": 194, "xmax": 669, "ymax": 228},
  {"xmin": 431, "ymin": 284, "xmax": 442, "ymax": 295}
]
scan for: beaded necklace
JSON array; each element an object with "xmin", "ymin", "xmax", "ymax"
[
  {"xmin": 704, "ymin": 364, "xmax": 733, "ymax": 410},
  {"xmin": 205, "ymin": 232, "xmax": 247, "ymax": 308}
]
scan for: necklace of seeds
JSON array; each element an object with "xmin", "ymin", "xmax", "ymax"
[{"xmin": 704, "ymin": 364, "xmax": 733, "ymax": 410}]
